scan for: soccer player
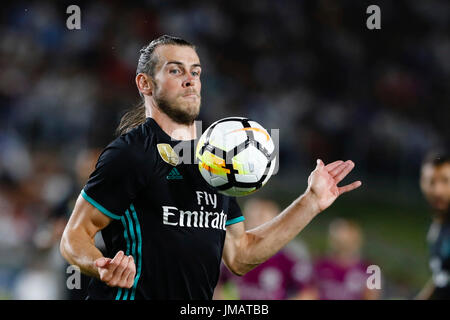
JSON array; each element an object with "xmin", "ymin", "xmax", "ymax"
[
  {"xmin": 417, "ymin": 150, "xmax": 450, "ymax": 300},
  {"xmin": 60, "ymin": 35, "xmax": 362, "ymax": 300}
]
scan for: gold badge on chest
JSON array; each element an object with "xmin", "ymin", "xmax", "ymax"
[{"xmin": 157, "ymin": 143, "xmax": 180, "ymax": 166}]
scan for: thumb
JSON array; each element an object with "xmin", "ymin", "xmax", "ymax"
[
  {"xmin": 95, "ymin": 257, "xmax": 111, "ymax": 268},
  {"xmin": 309, "ymin": 159, "xmax": 322, "ymax": 184},
  {"xmin": 316, "ymin": 159, "xmax": 324, "ymax": 169}
]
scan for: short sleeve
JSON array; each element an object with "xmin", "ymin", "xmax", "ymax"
[
  {"xmin": 82, "ymin": 139, "xmax": 148, "ymax": 220},
  {"xmin": 225, "ymin": 197, "xmax": 245, "ymax": 226}
]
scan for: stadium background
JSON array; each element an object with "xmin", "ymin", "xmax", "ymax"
[{"xmin": 0, "ymin": 0, "xmax": 448, "ymax": 299}]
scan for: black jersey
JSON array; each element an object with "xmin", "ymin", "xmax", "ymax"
[
  {"xmin": 427, "ymin": 218, "xmax": 450, "ymax": 299},
  {"xmin": 82, "ymin": 117, "xmax": 244, "ymax": 300}
]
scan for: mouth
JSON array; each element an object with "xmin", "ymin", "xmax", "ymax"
[
  {"xmin": 431, "ymin": 199, "xmax": 449, "ymax": 210},
  {"xmin": 182, "ymin": 93, "xmax": 199, "ymax": 99}
]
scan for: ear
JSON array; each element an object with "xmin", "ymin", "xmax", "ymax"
[{"xmin": 136, "ymin": 73, "xmax": 153, "ymax": 96}]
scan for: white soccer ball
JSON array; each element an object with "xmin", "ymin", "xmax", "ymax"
[{"xmin": 196, "ymin": 117, "xmax": 277, "ymax": 197}]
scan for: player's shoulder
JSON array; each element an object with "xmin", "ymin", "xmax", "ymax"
[
  {"xmin": 110, "ymin": 118, "xmax": 159, "ymax": 151},
  {"xmin": 101, "ymin": 119, "xmax": 157, "ymax": 164}
]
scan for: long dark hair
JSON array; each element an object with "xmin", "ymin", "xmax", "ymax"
[{"xmin": 116, "ymin": 35, "xmax": 196, "ymax": 136}]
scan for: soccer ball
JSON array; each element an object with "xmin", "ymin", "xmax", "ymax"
[{"xmin": 196, "ymin": 117, "xmax": 277, "ymax": 197}]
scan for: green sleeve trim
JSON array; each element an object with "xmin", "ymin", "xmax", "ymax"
[
  {"xmin": 81, "ymin": 189, "xmax": 121, "ymax": 220},
  {"xmin": 226, "ymin": 216, "xmax": 245, "ymax": 226}
]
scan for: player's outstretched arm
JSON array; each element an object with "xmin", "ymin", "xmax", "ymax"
[
  {"xmin": 223, "ymin": 159, "xmax": 362, "ymax": 276},
  {"xmin": 60, "ymin": 194, "xmax": 136, "ymax": 289},
  {"xmin": 415, "ymin": 278, "xmax": 435, "ymax": 300}
]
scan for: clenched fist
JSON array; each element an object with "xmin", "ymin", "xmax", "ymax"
[{"xmin": 95, "ymin": 251, "xmax": 136, "ymax": 289}]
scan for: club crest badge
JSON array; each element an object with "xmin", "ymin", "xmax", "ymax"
[{"xmin": 157, "ymin": 143, "xmax": 179, "ymax": 166}]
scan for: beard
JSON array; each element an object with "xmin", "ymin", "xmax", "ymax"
[{"xmin": 154, "ymin": 87, "xmax": 201, "ymax": 125}]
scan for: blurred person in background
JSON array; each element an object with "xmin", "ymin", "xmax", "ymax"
[
  {"xmin": 53, "ymin": 147, "xmax": 104, "ymax": 299},
  {"xmin": 13, "ymin": 148, "xmax": 104, "ymax": 299},
  {"xmin": 417, "ymin": 149, "xmax": 450, "ymax": 300},
  {"xmin": 306, "ymin": 218, "xmax": 380, "ymax": 300},
  {"xmin": 214, "ymin": 198, "xmax": 314, "ymax": 300},
  {"xmin": 1, "ymin": 150, "xmax": 67, "ymax": 299}
]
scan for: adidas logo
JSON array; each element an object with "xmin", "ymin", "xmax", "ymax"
[{"xmin": 166, "ymin": 167, "xmax": 183, "ymax": 180}]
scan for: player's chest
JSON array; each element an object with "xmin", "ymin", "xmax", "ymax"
[{"xmin": 145, "ymin": 162, "xmax": 229, "ymax": 223}]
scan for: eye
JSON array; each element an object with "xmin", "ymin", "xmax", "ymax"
[
  {"xmin": 191, "ymin": 70, "xmax": 200, "ymax": 77},
  {"xmin": 169, "ymin": 69, "xmax": 180, "ymax": 74}
]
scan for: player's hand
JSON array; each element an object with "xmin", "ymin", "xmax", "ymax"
[
  {"xmin": 95, "ymin": 251, "xmax": 136, "ymax": 289},
  {"xmin": 307, "ymin": 159, "xmax": 362, "ymax": 212}
]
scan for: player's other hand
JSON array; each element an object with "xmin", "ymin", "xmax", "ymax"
[
  {"xmin": 95, "ymin": 251, "xmax": 136, "ymax": 289},
  {"xmin": 307, "ymin": 159, "xmax": 362, "ymax": 213}
]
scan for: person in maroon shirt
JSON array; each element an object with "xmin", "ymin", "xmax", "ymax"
[
  {"xmin": 307, "ymin": 218, "xmax": 381, "ymax": 300},
  {"xmin": 214, "ymin": 198, "xmax": 314, "ymax": 300}
]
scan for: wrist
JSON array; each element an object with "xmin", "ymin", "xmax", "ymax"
[{"xmin": 299, "ymin": 188, "xmax": 321, "ymax": 217}]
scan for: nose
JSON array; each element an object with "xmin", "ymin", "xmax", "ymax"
[
  {"xmin": 182, "ymin": 73, "xmax": 197, "ymax": 88},
  {"xmin": 430, "ymin": 181, "xmax": 446, "ymax": 198}
]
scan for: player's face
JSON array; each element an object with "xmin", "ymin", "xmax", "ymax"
[
  {"xmin": 420, "ymin": 163, "xmax": 450, "ymax": 213},
  {"xmin": 152, "ymin": 45, "xmax": 202, "ymax": 125}
]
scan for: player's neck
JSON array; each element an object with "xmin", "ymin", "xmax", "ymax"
[{"xmin": 146, "ymin": 103, "xmax": 197, "ymax": 141}]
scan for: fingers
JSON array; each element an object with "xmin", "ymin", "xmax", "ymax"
[
  {"xmin": 327, "ymin": 160, "xmax": 353, "ymax": 182},
  {"xmin": 95, "ymin": 257, "xmax": 111, "ymax": 268},
  {"xmin": 325, "ymin": 160, "xmax": 344, "ymax": 171},
  {"xmin": 125, "ymin": 270, "xmax": 136, "ymax": 289},
  {"xmin": 334, "ymin": 161, "xmax": 355, "ymax": 183},
  {"xmin": 98, "ymin": 252, "xmax": 122, "ymax": 284},
  {"xmin": 110, "ymin": 254, "xmax": 130, "ymax": 286},
  {"xmin": 121, "ymin": 256, "xmax": 137, "ymax": 289},
  {"xmin": 328, "ymin": 160, "xmax": 350, "ymax": 177},
  {"xmin": 97, "ymin": 251, "xmax": 136, "ymax": 288},
  {"xmin": 107, "ymin": 250, "xmax": 124, "ymax": 275},
  {"xmin": 338, "ymin": 180, "xmax": 362, "ymax": 195}
]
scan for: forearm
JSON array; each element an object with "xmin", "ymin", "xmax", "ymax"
[
  {"xmin": 235, "ymin": 191, "xmax": 319, "ymax": 274},
  {"xmin": 415, "ymin": 278, "xmax": 435, "ymax": 300},
  {"xmin": 225, "ymin": 159, "xmax": 361, "ymax": 276},
  {"xmin": 60, "ymin": 229, "xmax": 103, "ymax": 279}
]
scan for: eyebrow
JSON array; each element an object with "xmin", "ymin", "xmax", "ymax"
[{"xmin": 166, "ymin": 61, "xmax": 201, "ymax": 68}]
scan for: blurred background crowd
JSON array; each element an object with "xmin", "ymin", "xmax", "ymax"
[{"xmin": 0, "ymin": 0, "xmax": 448, "ymax": 299}]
